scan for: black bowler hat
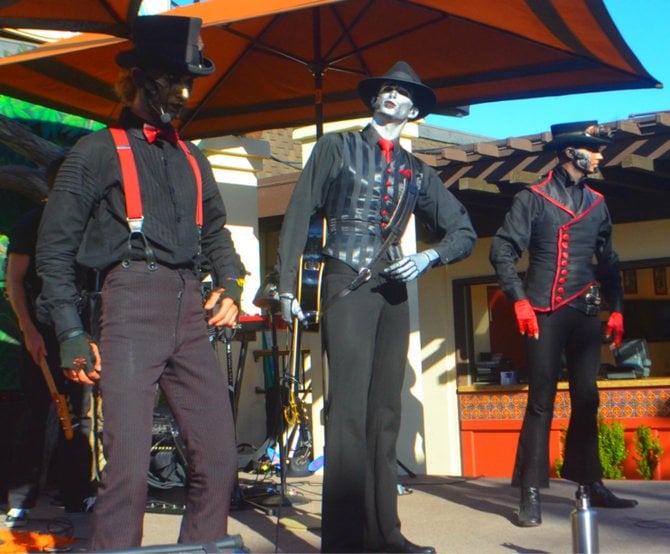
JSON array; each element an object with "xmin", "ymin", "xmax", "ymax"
[
  {"xmin": 116, "ymin": 15, "xmax": 215, "ymax": 76},
  {"xmin": 358, "ymin": 61, "xmax": 436, "ymax": 120},
  {"xmin": 543, "ymin": 120, "xmax": 612, "ymax": 151}
]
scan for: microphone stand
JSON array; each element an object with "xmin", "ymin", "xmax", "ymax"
[{"xmin": 242, "ymin": 310, "xmax": 293, "ymax": 515}]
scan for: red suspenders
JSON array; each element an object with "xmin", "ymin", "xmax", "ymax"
[{"xmin": 109, "ymin": 127, "xmax": 203, "ymax": 269}]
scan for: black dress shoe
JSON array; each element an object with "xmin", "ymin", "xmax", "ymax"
[
  {"xmin": 584, "ymin": 481, "xmax": 638, "ymax": 508},
  {"xmin": 374, "ymin": 539, "xmax": 436, "ymax": 553},
  {"xmin": 517, "ymin": 487, "xmax": 542, "ymax": 527}
]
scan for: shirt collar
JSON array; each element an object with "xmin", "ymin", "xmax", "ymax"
[
  {"xmin": 361, "ymin": 124, "xmax": 400, "ymax": 149},
  {"xmin": 118, "ymin": 108, "xmax": 178, "ymax": 143},
  {"xmin": 554, "ymin": 165, "xmax": 585, "ymax": 188}
]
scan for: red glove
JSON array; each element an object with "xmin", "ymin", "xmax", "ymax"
[
  {"xmin": 605, "ymin": 311, "xmax": 624, "ymax": 347},
  {"xmin": 514, "ymin": 299, "xmax": 539, "ymax": 339}
]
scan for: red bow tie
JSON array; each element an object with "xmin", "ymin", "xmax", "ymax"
[
  {"xmin": 143, "ymin": 123, "xmax": 179, "ymax": 144},
  {"xmin": 378, "ymin": 138, "xmax": 394, "ymax": 163}
]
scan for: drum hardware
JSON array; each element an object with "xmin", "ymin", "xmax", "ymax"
[{"xmin": 147, "ymin": 409, "xmax": 188, "ymax": 514}]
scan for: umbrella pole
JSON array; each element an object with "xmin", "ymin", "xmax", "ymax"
[{"xmin": 314, "ymin": 7, "xmax": 324, "ymax": 140}]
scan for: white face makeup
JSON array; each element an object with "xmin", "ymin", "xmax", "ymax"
[
  {"xmin": 573, "ymin": 147, "xmax": 605, "ymax": 174},
  {"xmin": 371, "ymin": 83, "xmax": 418, "ymax": 122}
]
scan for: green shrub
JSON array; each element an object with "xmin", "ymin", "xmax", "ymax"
[
  {"xmin": 633, "ymin": 425, "xmax": 664, "ymax": 480},
  {"xmin": 554, "ymin": 426, "xmax": 567, "ymax": 478},
  {"xmin": 598, "ymin": 415, "xmax": 627, "ymax": 479}
]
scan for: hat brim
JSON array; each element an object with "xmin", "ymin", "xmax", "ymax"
[
  {"xmin": 358, "ymin": 76, "xmax": 436, "ymax": 120},
  {"xmin": 116, "ymin": 49, "xmax": 215, "ymax": 76},
  {"xmin": 543, "ymin": 134, "xmax": 611, "ymax": 151}
]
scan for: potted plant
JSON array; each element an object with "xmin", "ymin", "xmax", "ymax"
[{"xmin": 633, "ymin": 425, "xmax": 664, "ymax": 480}]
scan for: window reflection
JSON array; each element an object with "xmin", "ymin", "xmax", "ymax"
[{"xmin": 454, "ymin": 262, "xmax": 670, "ymax": 385}]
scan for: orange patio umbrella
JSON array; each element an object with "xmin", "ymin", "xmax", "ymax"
[
  {"xmin": 0, "ymin": 0, "xmax": 661, "ymax": 139},
  {"xmin": 0, "ymin": 0, "xmax": 142, "ymax": 35}
]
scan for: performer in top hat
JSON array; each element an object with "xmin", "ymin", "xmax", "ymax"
[
  {"xmin": 276, "ymin": 61, "xmax": 476, "ymax": 553},
  {"xmin": 36, "ymin": 15, "xmax": 245, "ymax": 550},
  {"xmin": 489, "ymin": 121, "xmax": 638, "ymax": 528}
]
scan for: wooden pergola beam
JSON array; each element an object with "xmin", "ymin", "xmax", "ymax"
[{"xmin": 456, "ymin": 177, "xmax": 501, "ymax": 194}]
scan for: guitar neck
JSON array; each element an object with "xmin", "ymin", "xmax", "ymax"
[
  {"xmin": 39, "ymin": 356, "xmax": 75, "ymax": 441},
  {"xmin": 297, "ymin": 215, "xmax": 326, "ymax": 325}
]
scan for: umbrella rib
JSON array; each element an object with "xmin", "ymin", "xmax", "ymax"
[
  {"xmin": 428, "ymin": 58, "xmax": 599, "ymax": 89},
  {"xmin": 181, "ymin": 15, "xmax": 294, "ymax": 132},
  {"xmin": 21, "ymin": 58, "xmax": 118, "ymax": 102},
  {"xmin": 99, "ymin": 0, "xmax": 133, "ymax": 26},
  {"xmin": 221, "ymin": 25, "xmax": 314, "ymax": 70},
  {"xmin": 319, "ymin": 0, "xmax": 374, "ymax": 77},
  {"xmin": 101, "ymin": 0, "xmax": 142, "ymax": 35},
  {"xmin": 328, "ymin": 13, "xmax": 449, "ymax": 69},
  {"xmin": 0, "ymin": 0, "xmax": 141, "ymax": 36}
]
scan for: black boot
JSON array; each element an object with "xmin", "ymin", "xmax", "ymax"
[
  {"xmin": 517, "ymin": 487, "xmax": 542, "ymax": 527},
  {"xmin": 368, "ymin": 537, "xmax": 436, "ymax": 553},
  {"xmin": 583, "ymin": 481, "xmax": 638, "ymax": 508}
]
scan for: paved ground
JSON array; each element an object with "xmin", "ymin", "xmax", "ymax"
[{"xmin": 2, "ymin": 473, "xmax": 670, "ymax": 553}]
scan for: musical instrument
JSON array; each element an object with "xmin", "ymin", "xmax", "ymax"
[
  {"xmin": 297, "ymin": 215, "xmax": 326, "ymax": 327},
  {"xmin": 38, "ymin": 355, "xmax": 74, "ymax": 440},
  {"xmin": 282, "ymin": 217, "xmax": 324, "ymax": 475}
]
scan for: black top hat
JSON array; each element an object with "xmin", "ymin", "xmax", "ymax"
[
  {"xmin": 358, "ymin": 61, "xmax": 436, "ymax": 120},
  {"xmin": 543, "ymin": 120, "xmax": 612, "ymax": 151},
  {"xmin": 116, "ymin": 15, "xmax": 214, "ymax": 76}
]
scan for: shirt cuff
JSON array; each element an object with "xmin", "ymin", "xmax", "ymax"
[
  {"xmin": 220, "ymin": 277, "xmax": 243, "ymax": 305},
  {"xmin": 51, "ymin": 306, "xmax": 84, "ymax": 338}
]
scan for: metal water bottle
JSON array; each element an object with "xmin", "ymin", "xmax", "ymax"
[{"xmin": 571, "ymin": 485, "xmax": 599, "ymax": 553}]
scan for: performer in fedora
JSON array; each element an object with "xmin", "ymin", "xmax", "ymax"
[
  {"xmin": 36, "ymin": 16, "xmax": 245, "ymax": 550},
  {"xmin": 276, "ymin": 61, "xmax": 476, "ymax": 553},
  {"xmin": 489, "ymin": 121, "xmax": 638, "ymax": 527}
]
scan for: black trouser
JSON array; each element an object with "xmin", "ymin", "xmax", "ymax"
[
  {"xmin": 7, "ymin": 323, "xmax": 93, "ymax": 510},
  {"xmin": 512, "ymin": 306, "xmax": 603, "ymax": 488},
  {"xmin": 320, "ymin": 259, "xmax": 409, "ymax": 553},
  {"xmin": 89, "ymin": 262, "xmax": 236, "ymax": 550}
]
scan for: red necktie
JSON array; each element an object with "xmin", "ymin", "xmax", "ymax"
[
  {"xmin": 143, "ymin": 123, "xmax": 179, "ymax": 144},
  {"xmin": 378, "ymin": 138, "xmax": 394, "ymax": 163}
]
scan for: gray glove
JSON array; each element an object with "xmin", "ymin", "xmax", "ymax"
[
  {"xmin": 383, "ymin": 249, "xmax": 439, "ymax": 283},
  {"xmin": 59, "ymin": 329, "xmax": 96, "ymax": 374},
  {"xmin": 279, "ymin": 293, "xmax": 306, "ymax": 326}
]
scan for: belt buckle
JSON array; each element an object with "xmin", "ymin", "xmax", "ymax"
[{"xmin": 350, "ymin": 267, "xmax": 371, "ymax": 290}]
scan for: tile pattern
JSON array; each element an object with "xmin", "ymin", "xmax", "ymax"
[{"xmin": 459, "ymin": 387, "xmax": 670, "ymax": 420}]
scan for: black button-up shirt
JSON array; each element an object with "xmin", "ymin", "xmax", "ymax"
[
  {"xmin": 277, "ymin": 124, "xmax": 476, "ymax": 294},
  {"xmin": 36, "ymin": 109, "xmax": 245, "ymax": 336}
]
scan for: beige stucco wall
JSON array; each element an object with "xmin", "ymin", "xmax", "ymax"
[
  {"xmin": 205, "ymin": 130, "xmax": 670, "ymax": 478},
  {"xmin": 422, "ymin": 218, "xmax": 670, "ymax": 476}
]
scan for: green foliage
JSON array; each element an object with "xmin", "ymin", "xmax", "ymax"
[
  {"xmin": 0, "ymin": 95, "xmax": 104, "ymax": 147},
  {"xmin": 598, "ymin": 415, "xmax": 627, "ymax": 479},
  {"xmin": 554, "ymin": 426, "xmax": 567, "ymax": 478},
  {"xmin": 633, "ymin": 425, "xmax": 664, "ymax": 480},
  {"xmin": 555, "ymin": 418, "xmax": 628, "ymax": 480}
]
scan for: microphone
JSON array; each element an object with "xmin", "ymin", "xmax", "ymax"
[{"xmin": 159, "ymin": 107, "xmax": 172, "ymax": 124}]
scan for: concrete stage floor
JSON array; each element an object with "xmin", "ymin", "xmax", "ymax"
[{"xmin": 2, "ymin": 473, "xmax": 669, "ymax": 552}]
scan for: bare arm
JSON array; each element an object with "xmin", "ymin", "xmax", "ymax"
[{"xmin": 5, "ymin": 252, "xmax": 45, "ymax": 365}]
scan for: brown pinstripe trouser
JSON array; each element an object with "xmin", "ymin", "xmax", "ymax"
[{"xmin": 89, "ymin": 261, "xmax": 236, "ymax": 550}]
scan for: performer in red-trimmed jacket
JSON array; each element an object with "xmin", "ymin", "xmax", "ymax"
[{"xmin": 489, "ymin": 121, "xmax": 637, "ymax": 528}]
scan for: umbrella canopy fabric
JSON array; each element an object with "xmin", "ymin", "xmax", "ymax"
[
  {"xmin": 0, "ymin": 0, "xmax": 142, "ymax": 35},
  {"xmin": 0, "ymin": 0, "xmax": 661, "ymax": 139}
]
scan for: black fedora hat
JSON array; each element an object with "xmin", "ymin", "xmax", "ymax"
[
  {"xmin": 543, "ymin": 120, "xmax": 612, "ymax": 151},
  {"xmin": 358, "ymin": 61, "xmax": 436, "ymax": 120},
  {"xmin": 116, "ymin": 15, "xmax": 214, "ymax": 77}
]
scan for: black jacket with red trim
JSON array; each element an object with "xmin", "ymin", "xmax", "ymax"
[{"xmin": 489, "ymin": 166, "xmax": 623, "ymax": 314}]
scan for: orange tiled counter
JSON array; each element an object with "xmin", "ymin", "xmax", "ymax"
[{"xmin": 458, "ymin": 379, "xmax": 670, "ymax": 479}]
